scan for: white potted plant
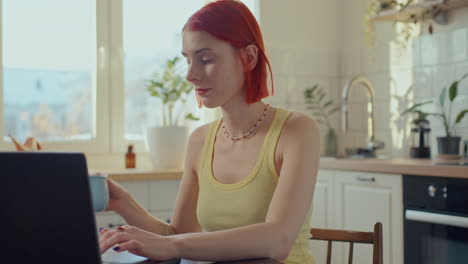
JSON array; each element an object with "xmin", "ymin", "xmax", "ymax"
[{"xmin": 145, "ymin": 56, "xmax": 199, "ymax": 170}]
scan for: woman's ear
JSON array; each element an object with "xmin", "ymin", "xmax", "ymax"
[{"xmin": 242, "ymin": 44, "xmax": 259, "ymax": 72}]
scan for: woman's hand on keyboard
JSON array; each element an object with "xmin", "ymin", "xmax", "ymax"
[{"xmin": 99, "ymin": 225, "xmax": 177, "ymax": 261}]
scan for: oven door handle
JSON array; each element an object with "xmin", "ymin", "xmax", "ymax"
[{"xmin": 405, "ymin": 209, "xmax": 468, "ymax": 229}]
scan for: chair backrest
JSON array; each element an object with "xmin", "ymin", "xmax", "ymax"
[{"xmin": 310, "ymin": 222, "xmax": 383, "ymax": 264}]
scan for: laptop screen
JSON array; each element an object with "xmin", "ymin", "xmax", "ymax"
[{"xmin": 0, "ymin": 152, "xmax": 102, "ymax": 264}]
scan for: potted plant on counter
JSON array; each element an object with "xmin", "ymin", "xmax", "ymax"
[
  {"xmin": 402, "ymin": 73, "xmax": 468, "ymax": 157},
  {"xmin": 145, "ymin": 56, "xmax": 199, "ymax": 169},
  {"xmin": 304, "ymin": 84, "xmax": 340, "ymax": 156}
]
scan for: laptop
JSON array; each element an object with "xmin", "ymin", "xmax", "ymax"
[{"xmin": 0, "ymin": 152, "xmax": 181, "ymax": 264}]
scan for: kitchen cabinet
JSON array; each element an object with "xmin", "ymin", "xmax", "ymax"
[
  {"xmin": 148, "ymin": 180, "xmax": 180, "ymax": 212},
  {"xmin": 150, "ymin": 210, "xmax": 173, "ymax": 224},
  {"xmin": 310, "ymin": 170, "xmax": 403, "ymax": 264},
  {"xmin": 311, "ymin": 170, "xmax": 334, "ymax": 229},
  {"xmin": 94, "ymin": 179, "xmax": 181, "ymax": 229},
  {"xmin": 95, "ymin": 211, "xmax": 121, "ymax": 230},
  {"xmin": 309, "ymin": 169, "xmax": 334, "ymax": 264}
]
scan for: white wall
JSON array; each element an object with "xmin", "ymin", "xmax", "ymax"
[{"xmin": 260, "ymin": 0, "xmax": 342, "ymax": 155}]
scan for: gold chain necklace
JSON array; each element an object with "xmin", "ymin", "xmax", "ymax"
[{"xmin": 221, "ymin": 104, "xmax": 270, "ymax": 141}]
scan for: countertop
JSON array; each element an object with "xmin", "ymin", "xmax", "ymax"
[
  {"xmin": 89, "ymin": 169, "xmax": 183, "ymax": 182},
  {"xmin": 93, "ymin": 157, "xmax": 468, "ymax": 182},
  {"xmin": 319, "ymin": 157, "xmax": 468, "ymax": 179}
]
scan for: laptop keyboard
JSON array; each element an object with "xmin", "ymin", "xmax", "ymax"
[{"xmin": 101, "ymin": 250, "xmax": 182, "ymax": 264}]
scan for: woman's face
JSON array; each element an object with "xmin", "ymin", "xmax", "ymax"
[{"xmin": 182, "ymin": 30, "xmax": 245, "ymax": 108}]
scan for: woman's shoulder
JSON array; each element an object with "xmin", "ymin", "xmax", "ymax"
[
  {"xmin": 278, "ymin": 109, "xmax": 319, "ymax": 140},
  {"xmin": 274, "ymin": 109, "xmax": 320, "ymax": 160},
  {"xmin": 185, "ymin": 121, "xmax": 218, "ymax": 172},
  {"xmin": 187, "ymin": 120, "xmax": 218, "ymax": 148},
  {"xmin": 276, "ymin": 108, "xmax": 318, "ymax": 129}
]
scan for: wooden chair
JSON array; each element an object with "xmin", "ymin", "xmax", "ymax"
[{"xmin": 310, "ymin": 222, "xmax": 383, "ymax": 264}]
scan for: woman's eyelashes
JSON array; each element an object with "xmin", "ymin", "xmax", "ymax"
[
  {"xmin": 201, "ymin": 57, "xmax": 213, "ymax": 64},
  {"xmin": 199, "ymin": 53, "xmax": 214, "ymax": 64},
  {"xmin": 185, "ymin": 54, "xmax": 215, "ymax": 65}
]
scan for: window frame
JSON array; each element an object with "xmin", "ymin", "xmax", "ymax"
[
  {"xmin": 0, "ymin": 0, "xmax": 111, "ymax": 153},
  {"xmin": 0, "ymin": 0, "xmax": 256, "ymax": 158}
]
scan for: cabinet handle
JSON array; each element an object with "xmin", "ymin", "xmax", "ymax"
[{"xmin": 356, "ymin": 176, "xmax": 375, "ymax": 182}]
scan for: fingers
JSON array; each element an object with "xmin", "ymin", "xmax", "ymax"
[
  {"xmin": 106, "ymin": 178, "xmax": 122, "ymax": 190},
  {"xmin": 99, "ymin": 228, "xmax": 132, "ymax": 254},
  {"xmin": 99, "ymin": 227, "xmax": 110, "ymax": 234},
  {"xmin": 106, "ymin": 178, "xmax": 128, "ymax": 199},
  {"xmin": 113, "ymin": 239, "xmax": 144, "ymax": 255},
  {"xmin": 106, "ymin": 177, "xmax": 115, "ymax": 185},
  {"xmin": 99, "ymin": 228, "xmax": 111, "ymax": 244}
]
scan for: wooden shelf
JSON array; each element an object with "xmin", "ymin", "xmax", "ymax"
[{"xmin": 370, "ymin": 0, "xmax": 468, "ymax": 22}]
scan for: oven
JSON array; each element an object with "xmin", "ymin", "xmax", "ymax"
[{"xmin": 403, "ymin": 175, "xmax": 468, "ymax": 264}]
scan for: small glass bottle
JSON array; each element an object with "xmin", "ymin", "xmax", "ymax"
[{"xmin": 125, "ymin": 144, "xmax": 136, "ymax": 169}]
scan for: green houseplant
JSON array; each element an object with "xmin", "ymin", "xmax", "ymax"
[
  {"xmin": 402, "ymin": 73, "xmax": 468, "ymax": 155},
  {"xmin": 145, "ymin": 56, "xmax": 199, "ymax": 169},
  {"xmin": 304, "ymin": 84, "xmax": 340, "ymax": 156},
  {"xmin": 146, "ymin": 56, "xmax": 199, "ymax": 126}
]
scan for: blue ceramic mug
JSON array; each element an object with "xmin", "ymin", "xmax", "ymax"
[{"xmin": 89, "ymin": 174, "xmax": 109, "ymax": 212}]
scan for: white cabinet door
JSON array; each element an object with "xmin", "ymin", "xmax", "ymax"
[
  {"xmin": 94, "ymin": 212, "xmax": 121, "ymax": 230},
  {"xmin": 311, "ymin": 169, "xmax": 333, "ymax": 229},
  {"xmin": 309, "ymin": 169, "xmax": 334, "ymax": 264},
  {"xmin": 334, "ymin": 171, "xmax": 403, "ymax": 264},
  {"xmin": 148, "ymin": 180, "xmax": 181, "ymax": 212},
  {"xmin": 149, "ymin": 210, "xmax": 173, "ymax": 224},
  {"xmin": 120, "ymin": 181, "xmax": 150, "ymax": 209}
]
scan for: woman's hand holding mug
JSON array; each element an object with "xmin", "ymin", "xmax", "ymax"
[
  {"xmin": 89, "ymin": 173, "xmax": 132, "ymax": 213},
  {"xmin": 104, "ymin": 177, "xmax": 132, "ymax": 212}
]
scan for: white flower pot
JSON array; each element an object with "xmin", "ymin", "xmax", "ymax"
[{"xmin": 146, "ymin": 126, "xmax": 189, "ymax": 170}]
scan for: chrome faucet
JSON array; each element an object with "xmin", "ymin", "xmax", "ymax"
[{"xmin": 342, "ymin": 76, "xmax": 384, "ymax": 155}]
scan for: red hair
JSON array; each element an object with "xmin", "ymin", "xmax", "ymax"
[{"xmin": 184, "ymin": 0, "xmax": 273, "ymax": 104}]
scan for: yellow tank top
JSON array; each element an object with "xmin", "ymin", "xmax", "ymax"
[{"xmin": 196, "ymin": 108, "xmax": 315, "ymax": 264}]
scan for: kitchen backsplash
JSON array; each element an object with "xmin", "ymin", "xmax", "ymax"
[{"xmin": 261, "ymin": 0, "xmax": 468, "ymax": 158}]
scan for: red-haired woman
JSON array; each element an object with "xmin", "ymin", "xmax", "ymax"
[{"xmin": 99, "ymin": 1, "xmax": 319, "ymax": 263}]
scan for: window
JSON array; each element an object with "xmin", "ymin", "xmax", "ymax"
[
  {"xmin": 122, "ymin": 0, "xmax": 206, "ymax": 140},
  {"xmin": 0, "ymin": 0, "xmax": 258, "ymax": 155},
  {"xmin": 2, "ymin": 0, "xmax": 96, "ymax": 142},
  {"xmin": 121, "ymin": 0, "xmax": 258, "ymax": 141}
]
